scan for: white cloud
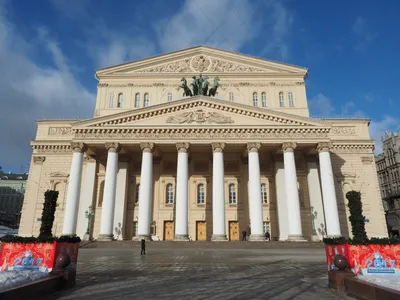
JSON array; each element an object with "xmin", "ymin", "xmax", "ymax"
[
  {"xmin": 351, "ymin": 17, "xmax": 377, "ymax": 49},
  {"xmin": 308, "ymin": 93, "xmax": 335, "ymax": 117},
  {"xmin": 341, "ymin": 101, "xmax": 356, "ymax": 115},
  {"xmin": 0, "ymin": 1, "xmax": 95, "ymax": 170},
  {"xmin": 369, "ymin": 116, "xmax": 400, "ymax": 154},
  {"xmin": 156, "ymin": 0, "xmax": 259, "ymax": 53}
]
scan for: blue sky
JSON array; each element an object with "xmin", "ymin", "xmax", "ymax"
[{"xmin": 0, "ymin": 0, "xmax": 399, "ymax": 173}]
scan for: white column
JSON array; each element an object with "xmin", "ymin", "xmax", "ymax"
[
  {"xmin": 317, "ymin": 142, "xmax": 341, "ymax": 237},
  {"xmin": 99, "ymin": 142, "xmax": 120, "ymax": 241},
  {"xmin": 307, "ymin": 160, "xmax": 326, "ymax": 241},
  {"xmin": 113, "ymin": 161, "xmax": 129, "ymax": 241},
  {"xmin": 62, "ymin": 142, "xmax": 85, "ymax": 236},
  {"xmin": 247, "ymin": 143, "xmax": 265, "ymax": 241},
  {"xmin": 283, "ymin": 142, "xmax": 305, "ymax": 241},
  {"xmin": 137, "ymin": 143, "xmax": 154, "ymax": 241},
  {"xmin": 211, "ymin": 143, "xmax": 227, "ymax": 241},
  {"xmin": 175, "ymin": 143, "xmax": 190, "ymax": 240},
  {"xmin": 76, "ymin": 158, "xmax": 97, "ymax": 238},
  {"xmin": 275, "ymin": 160, "xmax": 288, "ymax": 241}
]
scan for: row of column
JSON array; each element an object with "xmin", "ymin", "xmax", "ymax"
[{"xmin": 61, "ymin": 141, "xmax": 341, "ymax": 241}]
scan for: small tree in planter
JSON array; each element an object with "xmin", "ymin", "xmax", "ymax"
[
  {"xmin": 38, "ymin": 190, "xmax": 59, "ymax": 239},
  {"xmin": 346, "ymin": 191, "xmax": 368, "ymax": 243}
]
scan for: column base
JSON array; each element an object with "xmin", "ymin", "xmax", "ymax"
[
  {"xmin": 287, "ymin": 234, "xmax": 307, "ymax": 242},
  {"xmin": 82, "ymin": 233, "xmax": 91, "ymax": 241},
  {"xmin": 174, "ymin": 234, "xmax": 190, "ymax": 241},
  {"xmin": 326, "ymin": 234, "xmax": 342, "ymax": 238},
  {"xmin": 136, "ymin": 235, "xmax": 151, "ymax": 241},
  {"xmin": 249, "ymin": 234, "xmax": 267, "ymax": 241},
  {"xmin": 97, "ymin": 234, "xmax": 114, "ymax": 241},
  {"xmin": 311, "ymin": 235, "xmax": 321, "ymax": 242},
  {"xmin": 211, "ymin": 234, "xmax": 228, "ymax": 241},
  {"xmin": 278, "ymin": 236, "xmax": 288, "ymax": 241}
]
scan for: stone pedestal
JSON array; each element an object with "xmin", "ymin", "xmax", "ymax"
[
  {"xmin": 249, "ymin": 234, "xmax": 266, "ymax": 241},
  {"xmin": 328, "ymin": 270, "xmax": 355, "ymax": 292},
  {"xmin": 82, "ymin": 233, "xmax": 91, "ymax": 241},
  {"xmin": 311, "ymin": 235, "xmax": 320, "ymax": 242}
]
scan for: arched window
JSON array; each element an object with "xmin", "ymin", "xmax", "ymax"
[
  {"xmin": 166, "ymin": 184, "xmax": 174, "ymax": 204},
  {"xmin": 135, "ymin": 93, "xmax": 140, "ymax": 108},
  {"xmin": 197, "ymin": 184, "xmax": 205, "ymax": 205},
  {"xmin": 261, "ymin": 92, "xmax": 267, "ymax": 107},
  {"xmin": 167, "ymin": 92, "xmax": 173, "ymax": 102},
  {"xmin": 261, "ymin": 184, "xmax": 268, "ymax": 204},
  {"xmin": 279, "ymin": 92, "xmax": 284, "ymax": 107},
  {"xmin": 144, "ymin": 93, "xmax": 149, "ymax": 107},
  {"xmin": 229, "ymin": 92, "xmax": 234, "ymax": 102},
  {"xmin": 135, "ymin": 184, "xmax": 140, "ymax": 203},
  {"xmin": 288, "ymin": 92, "xmax": 294, "ymax": 107},
  {"xmin": 229, "ymin": 184, "xmax": 236, "ymax": 204},
  {"xmin": 253, "ymin": 92, "xmax": 258, "ymax": 106},
  {"xmin": 108, "ymin": 93, "xmax": 114, "ymax": 108},
  {"xmin": 117, "ymin": 93, "xmax": 124, "ymax": 108}
]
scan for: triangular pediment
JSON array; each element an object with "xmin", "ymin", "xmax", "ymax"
[
  {"xmin": 73, "ymin": 97, "xmax": 328, "ymax": 128},
  {"xmin": 96, "ymin": 45, "xmax": 307, "ymax": 76}
]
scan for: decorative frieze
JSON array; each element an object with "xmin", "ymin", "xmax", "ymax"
[
  {"xmin": 32, "ymin": 144, "xmax": 71, "ymax": 153},
  {"xmin": 33, "ymin": 156, "xmax": 46, "ymax": 164},
  {"xmin": 73, "ymin": 127, "xmax": 330, "ymax": 140},
  {"xmin": 48, "ymin": 127, "xmax": 72, "ymax": 136},
  {"xmin": 331, "ymin": 144, "xmax": 375, "ymax": 153},
  {"xmin": 166, "ymin": 109, "xmax": 234, "ymax": 124},
  {"xmin": 361, "ymin": 156, "xmax": 374, "ymax": 164},
  {"xmin": 282, "ymin": 142, "xmax": 297, "ymax": 152},
  {"xmin": 330, "ymin": 127, "xmax": 356, "ymax": 135}
]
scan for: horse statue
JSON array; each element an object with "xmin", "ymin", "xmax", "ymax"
[
  {"xmin": 190, "ymin": 75, "xmax": 198, "ymax": 96},
  {"xmin": 208, "ymin": 76, "xmax": 220, "ymax": 97},
  {"xmin": 180, "ymin": 77, "xmax": 193, "ymax": 97},
  {"xmin": 201, "ymin": 75, "xmax": 209, "ymax": 96}
]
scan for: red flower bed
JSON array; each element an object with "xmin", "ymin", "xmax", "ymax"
[{"xmin": 0, "ymin": 241, "xmax": 79, "ymax": 272}]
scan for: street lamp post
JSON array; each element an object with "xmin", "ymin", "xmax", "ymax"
[{"xmin": 83, "ymin": 205, "xmax": 94, "ymax": 241}]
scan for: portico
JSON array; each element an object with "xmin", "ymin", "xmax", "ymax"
[{"xmin": 19, "ymin": 46, "xmax": 387, "ymax": 241}]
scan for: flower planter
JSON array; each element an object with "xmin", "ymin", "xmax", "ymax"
[
  {"xmin": 325, "ymin": 243, "xmax": 400, "ymax": 276},
  {"xmin": 0, "ymin": 241, "xmax": 79, "ymax": 272}
]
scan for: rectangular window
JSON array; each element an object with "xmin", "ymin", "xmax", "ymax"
[
  {"xmin": 133, "ymin": 221, "xmax": 138, "ymax": 236},
  {"xmin": 263, "ymin": 222, "xmax": 270, "ymax": 234},
  {"xmin": 229, "ymin": 184, "xmax": 237, "ymax": 204}
]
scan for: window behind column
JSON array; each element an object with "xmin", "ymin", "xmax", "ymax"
[
  {"xmin": 261, "ymin": 183, "xmax": 268, "ymax": 204},
  {"xmin": 197, "ymin": 184, "xmax": 205, "ymax": 205},
  {"xmin": 135, "ymin": 184, "xmax": 140, "ymax": 203},
  {"xmin": 263, "ymin": 222, "xmax": 270, "ymax": 234},
  {"xmin": 288, "ymin": 92, "xmax": 294, "ymax": 107},
  {"xmin": 108, "ymin": 93, "xmax": 114, "ymax": 108},
  {"xmin": 229, "ymin": 184, "xmax": 236, "ymax": 204},
  {"xmin": 166, "ymin": 184, "xmax": 174, "ymax": 204}
]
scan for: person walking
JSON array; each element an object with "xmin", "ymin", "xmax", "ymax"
[
  {"xmin": 141, "ymin": 239, "xmax": 146, "ymax": 255},
  {"xmin": 265, "ymin": 231, "xmax": 270, "ymax": 241},
  {"xmin": 242, "ymin": 230, "xmax": 247, "ymax": 241}
]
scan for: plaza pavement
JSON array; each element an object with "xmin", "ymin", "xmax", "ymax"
[{"xmin": 43, "ymin": 242, "xmax": 353, "ymax": 300}]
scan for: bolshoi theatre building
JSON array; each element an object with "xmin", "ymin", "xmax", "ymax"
[{"xmin": 18, "ymin": 46, "xmax": 387, "ymax": 241}]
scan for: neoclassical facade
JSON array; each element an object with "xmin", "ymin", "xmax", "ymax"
[{"xmin": 19, "ymin": 46, "xmax": 387, "ymax": 241}]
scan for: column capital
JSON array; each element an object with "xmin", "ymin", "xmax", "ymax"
[
  {"xmin": 316, "ymin": 142, "xmax": 332, "ymax": 153},
  {"xmin": 247, "ymin": 142, "xmax": 261, "ymax": 153},
  {"xmin": 140, "ymin": 142, "xmax": 154, "ymax": 153},
  {"xmin": 33, "ymin": 156, "xmax": 46, "ymax": 165},
  {"xmin": 211, "ymin": 142, "xmax": 225, "ymax": 153},
  {"xmin": 71, "ymin": 142, "xmax": 86, "ymax": 153},
  {"xmin": 282, "ymin": 142, "xmax": 297, "ymax": 153},
  {"xmin": 105, "ymin": 142, "xmax": 120, "ymax": 153},
  {"xmin": 176, "ymin": 142, "xmax": 190, "ymax": 153}
]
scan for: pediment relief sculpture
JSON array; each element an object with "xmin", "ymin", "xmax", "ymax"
[
  {"xmin": 166, "ymin": 109, "xmax": 234, "ymax": 124},
  {"xmin": 135, "ymin": 55, "xmax": 265, "ymax": 73}
]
